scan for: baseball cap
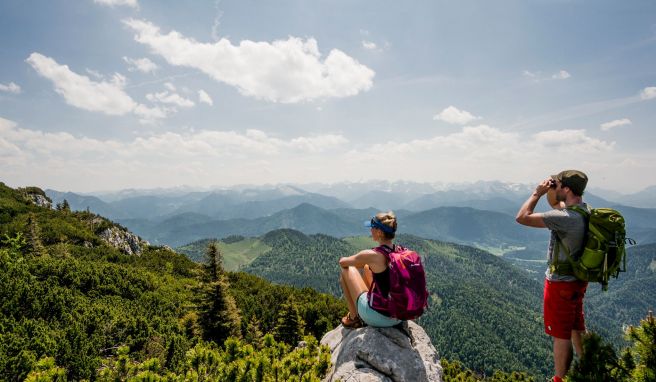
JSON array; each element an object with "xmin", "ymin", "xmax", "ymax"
[{"xmin": 551, "ymin": 170, "xmax": 588, "ymax": 195}]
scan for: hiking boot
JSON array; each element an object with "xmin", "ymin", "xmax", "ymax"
[{"xmin": 341, "ymin": 313, "xmax": 365, "ymax": 328}]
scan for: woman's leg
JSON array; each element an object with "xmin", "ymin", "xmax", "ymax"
[{"xmin": 340, "ymin": 266, "xmax": 369, "ymax": 319}]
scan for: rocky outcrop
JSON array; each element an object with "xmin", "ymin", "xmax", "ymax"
[
  {"xmin": 21, "ymin": 188, "xmax": 52, "ymax": 209},
  {"xmin": 99, "ymin": 226, "xmax": 148, "ymax": 256},
  {"xmin": 320, "ymin": 321, "xmax": 443, "ymax": 382}
]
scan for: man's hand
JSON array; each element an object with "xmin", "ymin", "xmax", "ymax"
[
  {"xmin": 515, "ymin": 179, "xmax": 549, "ymax": 228},
  {"xmin": 535, "ymin": 178, "xmax": 553, "ymax": 197}
]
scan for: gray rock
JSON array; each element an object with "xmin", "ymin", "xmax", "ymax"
[
  {"xmin": 321, "ymin": 321, "xmax": 443, "ymax": 382},
  {"xmin": 28, "ymin": 193, "xmax": 52, "ymax": 209},
  {"xmin": 99, "ymin": 226, "xmax": 149, "ymax": 256}
]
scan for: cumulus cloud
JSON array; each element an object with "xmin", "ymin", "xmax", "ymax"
[
  {"xmin": 0, "ymin": 82, "xmax": 21, "ymax": 94},
  {"xmin": 641, "ymin": 86, "xmax": 656, "ymax": 100},
  {"xmin": 600, "ymin": 118, "xmax": 631, "ymax": 131},
  {"xmin": 533, "ymin": 129, "xmax": 614, "ymax": 152},
  {"xmin": 552, "ymin": 70, "xmax": 571, "ymax": 80},
  {"xmin": 25, "ymin": 52, "xmax": 171, "ymax": 123},
  {"xmin": 198, "ymin": 89, "xmax": 213, "ymax": 105},
  {"xmin": 146, "ymin": 91, "xmax": 195, "ymax": 107},
  {"xmin": 26, "ymin": 52, "xmax": 137, "ymax": 116},
  {"xmin": 123, "ymin": 18, "xmax": 375, "ymax": 103},
  {"xmin": 433, "ymin": 106, "xmax": 481, "ymax": 125},
  {"xmin": 362, "ymin": 41, "xmax": 377, "ymax": 50},
  {"xmin": 123, "ymin": 56, "xmax": 158, "ymax": 73},
  {"xmin": 4, "ymin": 117, "xmax": 645, "ymax": 191},
  {"xmin": 94, "ymin": 0, "xmax": 138, "ymax": 8}
]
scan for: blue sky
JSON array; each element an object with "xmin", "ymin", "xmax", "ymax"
[{"xmin": 1, "ymin": 0, "xmax": 655, "ymax": 193}]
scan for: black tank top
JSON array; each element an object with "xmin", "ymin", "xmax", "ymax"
[{"xmin": 372, "ymin": 245, "xmax": 393, "ymax": 297}]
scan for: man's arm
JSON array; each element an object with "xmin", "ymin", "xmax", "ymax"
[{"xmin": 516, "ymin": 179, "xmax": 552, "ymax": 228}]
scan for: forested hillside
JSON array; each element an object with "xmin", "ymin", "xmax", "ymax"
[
  {"xmin": 0, "ymin": 183, "xmax": 342, "ymax": 380},
  {"xmin": 239, "ymin": 229, "xmax": 552, "ymax": 376},
  {"xmin": 231, "ymin": 229, "xmax": 656, "ymax": 377}
]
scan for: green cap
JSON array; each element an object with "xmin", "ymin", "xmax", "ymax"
[{"xmin": 551, "ymin": 170, "xmax": 588, "ymax": 196}]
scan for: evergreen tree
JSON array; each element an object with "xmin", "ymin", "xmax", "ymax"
[
  {"xmin": 568, "ymin": 332, "xmax": 625, "ymax": 381},
  {"xmin": 274, "ymin": 296, "xmax": 305, "ymax": 346},
  {"xmin": 25, "ymin": 213, "xmax": 46, "ymax": 256},
  {"xmin": 197, "ymin": 242, "xmax": 242, "ymax": 346},
  {"xmin": 244, "ymin": 315, "xmax": 264, "ymax": 348},
  {"xmin": 623, "ymin": 310, "xmax": 656, "ymax": 382},
  {"xmin": 204, "ymin": 241, "xmax": 223, "ymax": 282}
]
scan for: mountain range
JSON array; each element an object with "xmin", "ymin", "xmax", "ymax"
[{"xmin": 46, "ymin": 180, "xmax": 656, "ymax": 253}]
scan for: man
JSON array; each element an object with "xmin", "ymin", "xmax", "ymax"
[{"xmin": 515, "ymin": 170, "xmax": 589, "ymax": 382}]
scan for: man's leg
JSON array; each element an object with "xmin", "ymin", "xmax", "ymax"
[
  {"xmin": 553, "ymin": 337, "xmax": 573, "ymax": 378},
  {"xmin": 571, "ymin": 329, "xmax": 584, "ymax": 358}
]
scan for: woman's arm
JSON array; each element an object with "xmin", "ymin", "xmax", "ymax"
[{"xmin": 339, "ymin": 249, "xmax": 387, "ymax": 272}]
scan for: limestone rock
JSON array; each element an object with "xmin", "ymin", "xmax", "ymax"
[
  {"xmin": 99, "ymin": 226, "xmax": 148, "ymax": 256},
  {"xmin": 320, "ymin": 321, "xmax": 443, "ymax": 382}
]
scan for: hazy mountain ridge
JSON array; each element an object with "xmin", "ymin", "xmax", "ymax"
[{"xmin": 46, "ymin": 181, "xmax": 656, "ymax": 254}]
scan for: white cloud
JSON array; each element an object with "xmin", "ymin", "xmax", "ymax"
[
  {"xmin": 552, "ymin": 70, "xmax": 571, "ymax": 80},
  {"xmin": 523, "ymin": 69, "xmax": 571, "ymax": 82},
  {"xmin": 640, "ymin": 86, "xmax": 656, "ymax": 100},
  {"xmin": 26, "ymin": 52, "xmax": 136, "ymax": 115},
  {"xmin": 533, "ymin": 129, "xmax": 614, "ymax": 152},
  {"xmin": 164, "ymin": 82, "xmax": 176, "ymax": 91},
  {"xmin": 26, "ymin": 52, "xmax": 166, "ymax": 123},
  {"xmin": 0, "ymin": 82, "xmax": 21, "ymax": 94},
  {"xmin": 123, "ymin": 56, "xmax": 158, "ymax": 73},
  {"xmin": 146, "ymin": 91, "xmax": 195, "ymax": 107},
  {"xmin": 94, "ymin": 0, "xmax": 138, "ymax": 8},
  {"xmin": 4, "ymin": 118, "xmax": 650, "ymax": 192},
  {"xmin": 198, "ymin": 89, "xmax": 213, "ymax": 105},
  {"xmin": 600, "ymin": 118, "xmax": 631, "ymax": 131},
  {"xmin": 522, "ymin": 70, "xmax": 538, "ymax": 79},
  {"xmin": 433, "ymin": 105, "xmax": 481, "ymax": 125},
  {"xmin": 362, "ymin": 41, "xmax": 377, "ymax": 50},
  {"xmin": 123, "ymin": 18, "xmax": 375, "ymax": 103}
]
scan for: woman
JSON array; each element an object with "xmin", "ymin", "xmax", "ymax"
[{"xmin": 338, "ymin": 211, "xmax": 403, "ymax": 328}]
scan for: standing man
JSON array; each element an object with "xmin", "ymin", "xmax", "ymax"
[{"xmin": 515, "ymin": 170, "xmax": 589, "ymax": 382}]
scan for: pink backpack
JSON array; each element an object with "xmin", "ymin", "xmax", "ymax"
[{"xmin": 368, "ymin": 245, "xmax": 429, "ymax": 320}]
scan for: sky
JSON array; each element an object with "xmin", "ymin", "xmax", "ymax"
[{"xmin": 1, "ymin": 0, "xmax": 655, "ymax": 193}]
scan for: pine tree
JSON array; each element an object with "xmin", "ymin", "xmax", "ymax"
[
  {"xmin": 204, "ymin": 241, "xmax": 223, "ymax": 282},
  {"xmin": 568, "ymin": 332, "xmax": 625, "ymax": 381},
  {"xmin": 244, "ymin": 315, "xmax": 264, "ymax": 348},
  {"xmin": 274, "ymin": 296, "xmax": 305, "ymax": 346},
  {"xmin": 25, "ymin": 213, "xmax": 46, "ymax": 256},
  {"xmin": 623, "ymin": 310, "xmax": 656, "ymax": 382},
  {"xmin": 197, "ymin": 242, "xmax": 241, "ymax": 346}
]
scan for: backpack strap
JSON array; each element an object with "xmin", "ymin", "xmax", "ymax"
[{"xmin": 549, "ymin": 206, "xmax": 589, "ymax": 275}]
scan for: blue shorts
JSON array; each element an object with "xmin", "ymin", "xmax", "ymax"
[{"xmin": 357, "ymin": 292, "xmax": 402, "ymax": 327}]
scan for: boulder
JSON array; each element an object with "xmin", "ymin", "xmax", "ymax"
[{"xmin": 320, "ymin": 321, "xmax": 443, "ymax": 382}]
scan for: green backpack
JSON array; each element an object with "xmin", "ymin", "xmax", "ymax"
[{"xmin": 552, "ymin": 206, "xmax": 634, "ymax": 291}]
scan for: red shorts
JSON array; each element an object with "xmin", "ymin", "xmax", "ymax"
[{"xmin": 543, "ymin": 279, "xmax": 587, "ymax": 339}]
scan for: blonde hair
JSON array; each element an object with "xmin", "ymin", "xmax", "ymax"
[{"xmin": 375, "ymin": 211, "xmax": 397, "ymax": 239}]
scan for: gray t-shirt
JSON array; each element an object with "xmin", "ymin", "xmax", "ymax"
[{"xmin": 542, "ymin": 203, "xmax": 588, "ymax": 281}]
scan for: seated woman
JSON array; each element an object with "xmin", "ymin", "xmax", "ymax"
[{"xmin": 338, "ymin": 211, "xmax": 402, "ymax": 328}]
